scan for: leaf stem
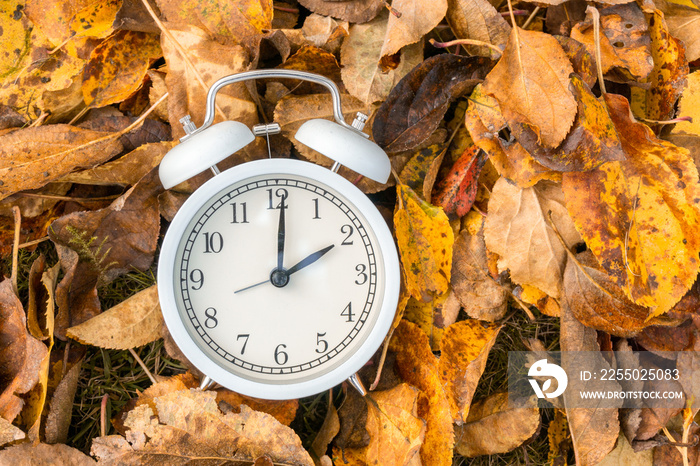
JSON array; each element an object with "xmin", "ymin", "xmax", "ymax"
[
  {"xmin": 588, "ymin": 6, "xmax": 607, "ymax": 95},
  {"xmin": 129, "ymin": 348, "xmax": 157, "ymax": 384},
  {"xmin": 522, "ymin": 7, "xmax": 541, "ymax": 29},
  {"xmin": 11, "ymin": 206, "xmax": 20, "ymax": 296},
  {"xmin": 429, "ymin": 38, "xmax": 502, "ymax": 57}
]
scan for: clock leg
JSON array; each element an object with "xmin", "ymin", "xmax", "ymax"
[
  {"xmin": 347, "ymin": 373, "xmax": 367, "ymax": 397},
  {"xmin": 199, "ymin": 376, "xmax": 215, "ymax": 390}
]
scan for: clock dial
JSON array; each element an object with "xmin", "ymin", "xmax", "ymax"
[{"xmin": 172, "ymin": 173, "xmax": 386, "ymax": 384}]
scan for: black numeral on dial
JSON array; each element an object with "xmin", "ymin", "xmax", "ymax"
[
  {"xmin": 341, "ymin": 224, "xmax": 354, "ymax": 245},
  {"xmin": 341, "ymin": 302, "xmax": 354, "ymax": 322},
  {"xmin": 274, "ymin": 344, "xmax": 288, "ymax": 365},
  {"xmin": 231, "ymin": 202, "xmax": 248, "ymax": 223},
  {"xmin": 204, "ymin": 307, "xmax": 218, "ymax": 328},
  {"xmin": 316, "ymin": 332, "xmax": 328, "ymax": 353},
  {"xmin": 355, "ymin": 264, "xmax": 367, "ymax": 285},
  {"xmin": 237, "ymin": 334, "xmax": 249, "ymax": 354},
  {"xmin": 190, "ymin": 269, "xmax": 204, "ymax": 290},
  {"xmin": 267, "ymin": 188, "xmax": 289, "ymax": 209},
  {"xmin": 203, "ymin": 232, "xmax": 223, "ymax": 253}
]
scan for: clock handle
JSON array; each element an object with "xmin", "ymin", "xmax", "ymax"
[{"xmin": 347, "ymin": 373, "xmax": 368, "ymax": 397}]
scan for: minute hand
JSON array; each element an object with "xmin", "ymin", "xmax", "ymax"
[{"xmin": 287, "ymin": 244, "xmax": 335, "ymax": 276}]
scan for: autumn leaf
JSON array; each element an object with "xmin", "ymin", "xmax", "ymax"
[
  {"xmin": 432, "ymin": 145, "xmax": 487, "ymax": 216},
  {"xmin": 451, "ymin": 215, "xmax": 508, "ymax": 321},
  {"xmin": 484, "ymin": 177, "xmax": 581, "ymax": 299},
  {"xmin": 438, "ymin": 319, "xmax": 501, "ymax": 423},
  {"xmin": 482, "ymin": 26, "xmax": 576, "ymax": 148},
  {"xmin": 340, "ymin": 9, "xmax": 423, "ymax": 106},
  {"xmin": 394, "ymin": 184, "xmax": 454, "ymax": 302},
  {"xmin": 390, "ymin": 320, "xmax": 454, "ymax": 466},
  {"xmin": 337, "ymin": 384, "xmax": 426, "ymax": 465},
  {"xmin": 373, "ymin": 54, "xmax": 490, "ymax": 152},
  {"xmin": 454, "ymin": 392, "xmax": 540, "ymax": 457},
  {"xmin": 67, "ymin": 285, "xmax": 163, "ymax": 350},
  {"xmin": 562, "ymin": 94, "xmax": 700, "ymax": 316},
  {"xmin": 0, "ymin": 125, "xmax": 123, "ymax": 201},
  {"xmin": 398, "ymin": 143, "xmax": 446, "ymax": 199},
  {"xmin": 0, "ymin": 279, "xmax": 49, "ymax": 422},
  {"xmin": 82, "ymin": 30, "xmax": 162, "ymax": 109},
  {"xmin": 0, "ymin": 443, "xmax": 94, "ymax": 465},
  {"xmin": 297, "ymin": 0, "xmax": 384, "ymax": 23},
  {"xmin": 92, "ymin": 389, "xmax": 313, "ymax": 465},
  {"xmin": 446, "ymin": 0, "xmax": 511, "ymax": 59},
  {"xmin": 661, "ymin": 2, "xmax": 700, "ymax": 63},
  {"xmin": 379, "ymin": 0, "xmax": 448, "ymax": 60}
]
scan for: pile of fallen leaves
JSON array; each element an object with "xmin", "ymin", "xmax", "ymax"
[{"xmin": 1, "ymin": 0, "xmax": 700, "ymax": 464}]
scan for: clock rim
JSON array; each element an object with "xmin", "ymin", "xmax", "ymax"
[{"xmin": 158, "ymin": 158, "xmax": 400, "ymax": 399}]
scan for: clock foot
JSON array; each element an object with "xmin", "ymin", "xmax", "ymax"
[
  {"xmin": 347, "ymin": 373, "xmax": 367, "ymax": 397},
  {"xmin": 199, "ymin": 376, "xmax": 215, "ymax": 390}
]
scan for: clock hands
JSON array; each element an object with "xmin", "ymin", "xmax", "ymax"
[
  {"xmin": 277, "ymin": 197, "xmax": 286, "ymax": 271},
  {"xmin": 233, "ymin": 244, "xmax": 336, "ymax": 294}
]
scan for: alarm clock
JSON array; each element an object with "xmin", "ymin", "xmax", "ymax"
[{"xmin": 157, "ymin": 70, "xmax": 400, "ymax": 400}]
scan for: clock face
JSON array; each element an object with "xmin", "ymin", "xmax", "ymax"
[{"xmin": 160, "ymin": 160, "xmax": 398, "ymax": 397}]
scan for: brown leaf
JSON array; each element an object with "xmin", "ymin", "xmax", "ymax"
[
  {"xmin": 446, "ymin": 0, "xmax": 511, "ymax": 59},
  {"xmin": 0, "ymin": 416, "xmax": 25, "ymax": 447},
  {"xmin": 439, "ymin": 320, "xmax": 501, "ymax": 423},
  {"xmin": 50, "ymin": 170, "xmax": 162, "ymax": 337},
  {"xmin": 156, "ymin": 0, "xmax": 273, "ymax": 56},
  {"xmin": 662, "ymin": 3, "xmax": 700, "ymax": 63},
  {"xmin": 464, "ymin": 85, "xmax": 559, "ymax": 188},
  {"xmin": 433, "ymin": 145, "xmax": 487, "ymax": 216},
  {"xmin": 44, "ymin": 352, "xmax": 84, "ymax": 444},
  {"xmin": 512, "ymin": 74, "xmax": 625, "ymax": 172},
  {"xmin": 161, "ymin": 23, "xmax": 257, "ymax": 140},
  {"xmin": 598, "ymin": 432, "xmax": 653, "ymax": 465},
  {"xmin": 570, "ymin": 3, "xmax": 653, "ymax": 80},
  {"xmin": 484, "ymin": 177, "xmax": 581, "ymax": 299},
  {"xmin": 394, "ymin": 184, "xmax": 454, "ymax": 302},
  {"xmin": 557, "ymin": 36, "xmax": 598, "ymax": 89},
  {"xmin": 390, "ymin": 320, "xmax": 454, "ymax": 466},
  {"xmin": 398, "ymin": 143, "xmax": 446, "ymax": 199},
  {"xmin": 0, "ymin": 279, "xmax": 49, "ymax": 422},
  {"xmin": 67, "ymin": 285, "xmax": 163, "ymax": 350},
  {"xmin": 379, "ymin": 0, "xmax": 448, "ymax": 59},
  {"xmin": 482, "ymin": 27, "xmax": 576, "ymax": 148},
  {"xmin": 562, "ymin": 94, "xmax": 700, "ymax": 316},
  {"xmin": 560, "ymin": 302, "xmax": 620, "ymax": 465},
  {"xmin": 451, "ymin": 216, "xmax": 508, "ymax": 321},
  {"xmin": 82, "ymin": 30, "xmax": 162, "ymax": 109},
  {"xmin": 0, "ymin": 443, "xmax": 95, "ymax": 465},
  {"xmin": 373, "ymin": 54, "xmax": 490, "ymax": 152},
  {"xmin": 339, "ymin": 384, "xmax": 426, "ymax": 465},
  {"xmin": 340, "ymin": 10, "xmax": 423, "ymax": 106},
  {"xmin": 644, "ymin": 10, "xmax": 689, "ymax": 124},
  {"xmin": 215, "ymin": 390, "xmax": 298, "ymax": 427},
  {"xmin": 277, "ymin": 45, "xmax": 343, "ymax": 93},
  {"xmin": 0, "ymin": 125, "xmax": 123, "ymax": 201},
  {"xmin": 562, "ymin": 251, "xmax": 651, "ymax": 337},
  {"xmin": 91, "ymin": 389, "xmax": 313, "ymax": 465},
  {"xmin": 297, "ymin": 0, "xmax": 384, "ymax": 23},
  {"xmin": 454, "ymin": 392, "xmax": 539, "ymax": 457},
  {"xmin": 311, "ymin": 402, "xmax": 340, "ymax": 460}
]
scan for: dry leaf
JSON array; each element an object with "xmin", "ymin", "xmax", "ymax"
[
  {"xmin": 0, "ymin": 279, "xmax": 49, "ymax": 423},
  {"xmin": 0, "ymin": 416, "xmax": 25, "ymax": 447},
  {"xmin": 379, "ymin": 0, "xmax": 448, "ymax": 59},
  {"xmin": 390, "ymin": 320, "xmax": 454, "ymax": 466},
  {"xmin": 67, "ymin": 285, "xmax": 163, "ymax": 350},
  {"xmin": 432, "ymin": 146, "xmax": 487, "ymax": 216},
  {"xmin": 482, "ymin": 27, "xmax": 576, "ymax": 148},
  {"xmin": 297, "ymin": 0, "xmax": 384, "ymax": 23},
  {"xmin": 394, "ymin": 184, "xmax": 454, "ymax": 302},
  {"xmin": 465, "ymin": 85, "xmax": 559, "ymax": 188},
  {"xmin": 373, "ymin": 54, "xmax": 490, "ymax": 152},
  {"xmin": 82, "ymin": 30, "xmax": 162, "ymax": 109},
  {"xmin": 560, "ymin": 302, "xmax": 620, "ymax": 465},
  {"xmin": 547, "ymin": 409, "xmax": 571, "ymax": 465},
  {"xmin": 0, "ymin": 442, "xmax": 95, "ymax": 465},
  {"xmin": 438, "ymin": 319, "xmax": 501, "ymax": 424},
  {"xmin": 454, "ymin": 392, "xmax": 539, "ymax": 457},
  {"xmin": 340, "ymin": 9, "xmax": 423, "ymax": 106},
  {"xmin": 484, "ymin": 177, "xmax": 581, "ymax": 299},
  {"xmin": 598, "ymin": 432, "xmax": 653, "ymax": 465},
  {"xmin": 512, "ymin": 74, "xmax": 625, "ymax": 172},
  {"xmin": 311, "ymin": 402, "xmax": 340, "ymax": 460},
  {"xmin": 562, "ymin": 94, "xmax": 700, "ymax": 316},
  {"xmin": 215, "ymin": 390, "xmax": 299, "ymax": 427},
  {"xmin": 446, "ymin": 0, "xmax": 510, "ymax": 59},
  {"xmin": 91, "ymin": 389, "xmax": 313, "ymax": 465},
  {"xmin": 662, "ymin": 3, "xmax": 700, "ymax": 63},
  {"xmin": 672, "ymin": 70, "xmax": 700, "ymax": 138},
  {"xmin": 0, "ymin": 125, "xmax": 123, "ymax": 201},
  {"xmin": 451, "ymin": 217, "xmax": 508, "ymax": 321},
  {"xmin": 644, "ymin": 10, "xmax": 688, "ymax": 124},
  {"xmin": 339, "ymin": 384, "xmax": 426, "ymax": 465},
  {"xmin": 44, "ymin": 353, "xmax": 84, "ymax": 444},
  {"xmin": 398, "ymin": 143, "xmax": 446, "ymax": 199},
  {"xmin": 563, "ymin": 251, "xmax": 651, "ymax": 337}
]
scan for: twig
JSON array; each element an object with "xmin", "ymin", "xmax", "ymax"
[
  {"xmin": 638, "ymin": 116, "xmax": 693, "ymax": 125},
  {"xmin": 588, "ymin": 6, "xmax": 607, "ymax": 95},
  {"xmin": 429, "ymin": 38, "xmax": 502, "ymax": 57},
  {"xmin": 384, "ymin": 1, "xmax": 401, "ymax": 17},
  {"xmin": 522, "ymin": 7, "xmax": 541, "ymax": 29},
  {"xmin": 11, "ymin": 206, "xmax": 21, "ymax": 296},
  {"xmin": 129, "ymin": 348, "xmax": 157, "ymax": 384},
  {"xmin": 100, "ymin": 394, "xmax": 109, "ymax": 437},
  {"xmin": 370, "ymin": 327, "xmax": 395, "ymax": 391},
  {"xmin": 18, "ymin": 236, "xmax": 50, "ymax": 249}
]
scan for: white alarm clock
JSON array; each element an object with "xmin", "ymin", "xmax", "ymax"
[{"xmin": 157, "ymin": 70, "xmax": 400, "ymax": 400}]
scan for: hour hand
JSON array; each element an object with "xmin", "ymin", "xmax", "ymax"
[{"xmin": 287, "ymin": 244, "xmax": 335, "ymax": 276}]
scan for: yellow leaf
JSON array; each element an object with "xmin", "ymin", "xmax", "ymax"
[
  {"xmin": 562, "ymin": 94, "xmax": 700, "ymax": 316},
  {"xmin": 66, "ymin": 285, "xmax": 164, "ymax": 349},
  {"xmin": 672, "ymin": 70, "xmax": 700, "ymax": 137},
  {"xmin": 438, "ymin": 319, "xmax": 501, "ymax": 423},
  {"xmin": 82, "ymin": 30, "xmax": 162, "ymax": 109},
  {"xmin": 395, "ymin": 184, "xmax": 454, "ymax": 302},
  {"xmin": 70, "ymin": 0, "xmax": 122, "ymax": 40},
  {"xmin": 390, "ymin": 320, "xmax": 454, "ymax": 466}
]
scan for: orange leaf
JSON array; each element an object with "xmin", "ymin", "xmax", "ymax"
[
  {"xmin": 432, "ymin": 145, "xmax": 486, "ymax": 216},
  {"xmin": 394, "ymin": 184, "xmax": 454, "ymax": 302}
]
